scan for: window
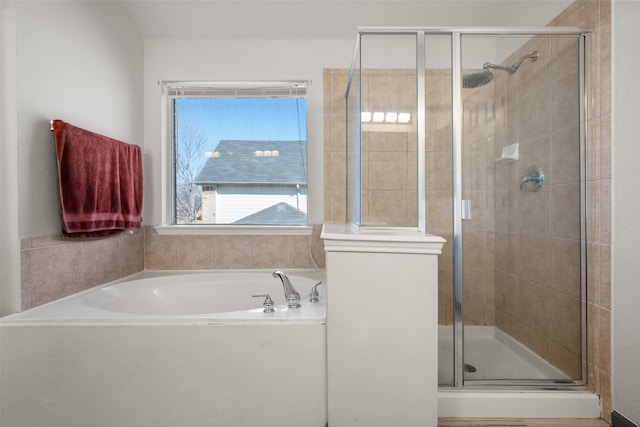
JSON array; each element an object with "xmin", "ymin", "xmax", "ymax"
[{"xmin": 164, "ymin": 81, "xmax": 308, "ymax": 229}]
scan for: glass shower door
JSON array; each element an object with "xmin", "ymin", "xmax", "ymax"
[{"xmin": 459, "ymin": 33, "xmax": 585, "ymax": 385}]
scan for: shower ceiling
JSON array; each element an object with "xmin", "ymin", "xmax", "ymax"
[{"xmin": 123, "ymin": 1, "xmax": 572, "ymax": 39}]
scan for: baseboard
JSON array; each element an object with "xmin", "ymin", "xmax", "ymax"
[{"xmin": 612, "ymin": 411, "xmax": 639, "ymax": 427}]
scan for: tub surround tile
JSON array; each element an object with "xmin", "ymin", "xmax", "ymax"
[
  {"xmin": 21, "ymin": 230, "xmax": 145, "ymax": 310},
  {"xmin": 22, "ymin": 223, "xmax": 327, "ymax": 312},
  {"xmin": 83, "ymin": 236, "xmax": 123, "ymax": 287},
  {"xmin": 144, "ymin": 227, "xmax": 177, "ymax": 270},
  {"xmin": 121, "ymin": 231, "xmax": 145, "ymax": 276},
  {"xmin": 22, "ymin": 240, "xmax": 86, "ymax": 309},
  {"xmin": 251, "ymin": 235, "xmax": 289, "ymax": 269},
  {"xmin": 289, "ymin": 235, "xmax": 316, "ymax": 269},
  {"xmin": 176, "ymin": 235, "xmax": 215, "ymax": 270},
  {"xmin": 214, "ymin": 235, "xmax": 253, "ymax": 269}
]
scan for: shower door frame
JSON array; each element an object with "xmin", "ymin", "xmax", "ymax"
[{"xmin": 349, "ymin": 26, "xmax": 590, "ymax": 389}]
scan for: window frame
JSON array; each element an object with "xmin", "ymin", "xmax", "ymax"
[{"xmin": 157, "ymin": 80, "xmax": 312, "ymax": 236}]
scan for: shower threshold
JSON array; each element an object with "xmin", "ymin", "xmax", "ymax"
[{"xmin": 437, "ymin": 325, "xmax": 600, "ymax": 418}]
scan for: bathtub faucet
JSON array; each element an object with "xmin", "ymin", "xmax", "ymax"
[{"xmin": 272, "ymin": 271, "xmax": 301, "ymax": 308}]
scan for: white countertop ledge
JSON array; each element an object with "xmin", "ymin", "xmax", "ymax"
[{"xmin": 321, "ymin": 223, "xmax": 446, "ymax": 254}]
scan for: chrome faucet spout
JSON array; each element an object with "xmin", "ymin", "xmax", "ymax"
[{"xmin": 272, "ymin": 271, "xmax": 301, "ymax": 308}]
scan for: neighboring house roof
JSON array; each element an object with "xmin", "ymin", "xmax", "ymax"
[
  {"xmin": 194, "ymin": 140, "xmax": 306, "ymax": 185},
  {"xmin": 233, "ymin": 202, "xmax": 307, "ymax": 225}
]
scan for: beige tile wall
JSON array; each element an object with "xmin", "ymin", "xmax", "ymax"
[
  {"xmin": 492, "ymin": 31, "xmax": 583, "ymax": 379},
  {"xmin": 143, "ymin": 225, "xmax": 325, "ymax": 271},
  {"xmin": 549, "ymin": 0, "xmax": 612, "ymax": 422},
  {"xmin": 20, "ymin": 230, "xmax": 144, "ymax": 310},
  {"xmin": 20, "ymin": 224, "xmax": 326, "ymax": 311}
]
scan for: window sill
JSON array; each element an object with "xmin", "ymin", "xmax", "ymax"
[{"xmin": 154, "ymin": 224, "xmax": 313, "ymax": 236}]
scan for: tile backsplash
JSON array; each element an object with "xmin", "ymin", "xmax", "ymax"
[
  {"xmin": 20, "ymin": 230, "xmax": 144, "ymax": 310},
  {"xmin": 20, "ymin": 224, "xmax": 325, "ymax": 311}
]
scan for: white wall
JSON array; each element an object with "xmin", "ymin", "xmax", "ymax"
[
  {"xmin": 612, "ymin": 1, "xmax": 640, "ymax": 424},
  {"xmin": 14, "ymin": 1, "xmax": 143, "ymax": 238},
  {"xmin": 1, "ymin": 2, "xmax": 21, "ymax": 314}
]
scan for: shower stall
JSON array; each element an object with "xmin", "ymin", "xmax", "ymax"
[{"xmin": 345, "ymin": 28, "xmax": 590, "ymax": 392}]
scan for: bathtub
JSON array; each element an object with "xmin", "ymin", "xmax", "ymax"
[{"xmin": 0, "ymin": 269, "xmax": 327, "ymax": 427}]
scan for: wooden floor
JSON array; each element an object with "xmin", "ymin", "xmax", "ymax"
[{"xmin": 438, "ymin": 418, "xmax": 610, "ymax": 427}]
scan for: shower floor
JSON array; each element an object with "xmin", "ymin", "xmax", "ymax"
[{"xmin": 438, "ymin": 325, "xmax": 568, "ymax": 384}]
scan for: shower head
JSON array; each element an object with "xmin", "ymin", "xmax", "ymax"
[
  {"xmin": 463, "ymin": 69, "xmax": 494, "ymax": 89},
  {"xmin": 463, "ymin": 50, "xmax": 539, "ymax": 89}
]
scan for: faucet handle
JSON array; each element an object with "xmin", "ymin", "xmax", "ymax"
[
  {"xmin": 309, "ymin": 281, "xmax": 323, "ymax": 303},
  {"xmin": 251, "ymin": 293, "xmax": 275, "ymax": 313}
]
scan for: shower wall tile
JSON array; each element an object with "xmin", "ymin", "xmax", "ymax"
[
  {"xmin": 549, "ymin": 290, "xmax": 581, "ymax": 354},
  {"xmin": 328, "ymin": 150, "xmax": 347, "ymax": 192},
  {"xmin": 551, "ymin": 73, "xmax": 580, "ymax": 132},
  {"xmin": 598, "ymin": 244, "xmax": 611, "ymax": 309},
  {"xmin": 517, "ymin": 278, "xmax": 551, "ymax": 336},
  {"xmin": 599, "ymin": 180, "xmax": 612, "ymax": 244},
  {"xmin": 518, "ymin": 190, "xmax": 551, "ymax": 236},
  {"xmin": 495, "ymin": 270, "xmax": 517, "ymax": 316},
  {"xmin": 461, "ymin": 231, "xmax": 486, "ymax": 269},
  {"xmin": 550, "ymin": 183, "xmax": 581, "ymax": 239},
  {"xmin": 587, "ymin": 180, "xmax": 601, "ymax": 243},
  {"xmin": 517, "ymin": 321, "xmax": 550, "ymax": 360},
  {"xmin": 599, "ymin": 116, "xmax": 611, "ymax": 179},
  {"xmin": 551, "ymin": 238, "xmax": 581, "ymax": 298},
  {"xmin": 368, "ymin": 151, "xmax": 407, "ymax": 190},
  {"xmin": 463, "ymin": 303, "xmax": 487, "ymax": 326},
  {"xmin": 600, "ymin": 371, "xmax": 612, "ymax": 421},
  {"xmin": 367, "ymin": 190, "xmax": 409, "ymax": 226},
  {"xmin": 496, "ymin": 308, "xmax": 518, "ymax": 338},
  {"xmin": 598, "ymin": 306, "xmax": 612, "ymax": 375},
  {"xmin": 588, "ymin": 302, "xmax": 600, "ymax": 367},
  {"xmin": 551, "ymin": 0, "xmax": 610, "ymax": 419},
  {"xmin": 326, "ymin": 113, "xmax": 346, "ymax": 153},
  {"xmin": 515, "ymin": 234, "xmax": 551, "ymax": 286},
  {"xmin": 551, "ymin": 126, "xmax": 581, "ymax": 185},
  {"xmin": 549, "ymin": 340, "xmax": 582, "ymax": 379}
]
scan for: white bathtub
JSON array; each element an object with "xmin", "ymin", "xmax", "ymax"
[{"xmin": 0, "ymin": 269, "xmax": 327, "ymax": 427}]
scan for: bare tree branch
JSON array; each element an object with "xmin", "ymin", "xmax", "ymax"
[{"xmin": 175, "ymin": 120, "xmax": 212, "ymax": 223}]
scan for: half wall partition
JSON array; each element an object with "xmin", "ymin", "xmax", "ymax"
[{"xmin": 345, "ymin": 27, "xmax": 588, "ymax": 389}]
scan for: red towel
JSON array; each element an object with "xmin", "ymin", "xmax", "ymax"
[{"xmin": 53, "ymin": 120, "xmax": 143, "ymax": 238}]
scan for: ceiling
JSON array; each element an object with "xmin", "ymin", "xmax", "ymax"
[{"xmin": 123, "ymin": 0, "xmax": 573, "ymax": 39}]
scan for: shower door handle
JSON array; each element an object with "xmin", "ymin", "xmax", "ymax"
[{"xmin": 461, "ymin": 200, "xmax": 472, "ymax": 220}]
